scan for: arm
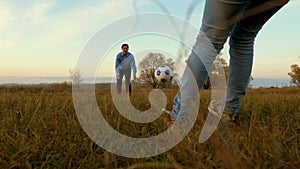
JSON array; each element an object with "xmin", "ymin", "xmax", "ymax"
[
  {"xmin": 130, "ymin": 54, "xmax": 137, "ymax": 78},
  {"xmin": 115, "ymin": 53, "xmax": 120, "ymax": 76}
]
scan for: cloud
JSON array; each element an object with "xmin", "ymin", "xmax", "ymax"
[
  {"xmin": 0, "ymin": 2, "xmax": 15, "ymax": 34},
  {"xmin": 0, "ymin": 0, "xmax": 152, "ymax": 51},
  {"xmin": 288, "ymin": 0, "xmax": 300, "ymax": 7},
  {"xmin": 0, "ymin": 0, "xmax": 152, "ymax": 76},
  {"xmin": 0, "ymin": 1, "xmax": 56, "ymax": 49},
  {"xmin": 28, "ymin": 0, "xmax": 56, "ymax": 23}
]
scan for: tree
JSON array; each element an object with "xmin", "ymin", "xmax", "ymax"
[
  {"xmin": 69, "ymin": 69, "xmax": 83, "ymax": 86},
  {"xmin": 203, "ymin": 57, "xmax": 229, "ymax": 89},
  {"xmin": 288, "ymin": 64, "xmax": 300, "ymax": 86},
  {"xmin": 138, "ymin": 52, "xmax": 175, "ymax": 88},
  {"xmin": 248, "ymin": 75, "xmax": 254, "ymax": 88}
]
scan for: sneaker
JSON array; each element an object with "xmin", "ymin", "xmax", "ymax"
[
  {"xmin": 162, "ymin": 108, "xmax": 174, "ymax": 127},
  {"xmin": 162, "ymin": 108, "xmax": 171, "ymax": 114},
  {"xmin": 221, "ymin": 112, "xmax": 238, "ymax": 124},
  {"xmin": 208, "ymin": 100, "xmax": 225, "ymax": 117},
  {"xmin": 208, "ymin": 100, "xmax": 238, "ymax": 125}
]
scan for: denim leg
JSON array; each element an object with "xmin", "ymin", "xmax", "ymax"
[
  {"xmin": 171, "ymin": 50, "xmax": 205, "ymax": 120},
  {"xmin": 225, "ymin": 1, "xmax": 287, "ymax": 114},
  {"xmin": 171, "ymin": 0, "xmax": 288, "ymax": 119},
  {"xmin": 171, "ymin": 0, "xmax": 248, "ymax": 120},
  {"xmin": 117, "ymin": 69, "xmax": 125, "ymax": 93},
  {"xmin": 171, "ymin": 32, "xmax": 225, "ymax": 120},
  {"xmin": 124, "ymin": 68, "xmax": 131, "ymax": 93}
]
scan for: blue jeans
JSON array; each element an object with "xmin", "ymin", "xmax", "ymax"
[
  {"xmin": 171, "ymin": 0, "xmax": 288, "ymax": 120},
  {"xmin": 117, "ymin": 68, "xmax": 131, "ymax": 93}
]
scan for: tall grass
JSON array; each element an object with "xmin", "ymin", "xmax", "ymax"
[{"xmin": 0, "ymin": 84, "xmax": 299, "ymax": 168}]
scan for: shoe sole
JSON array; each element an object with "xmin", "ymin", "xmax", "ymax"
[{"xmin": 161, "ymin": 108, "xmax": 171, "ymax": 114}]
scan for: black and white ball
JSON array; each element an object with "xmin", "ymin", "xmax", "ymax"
[{"xmin": 155, "ymin": 65, "xmax": 173, "ymax": 83}]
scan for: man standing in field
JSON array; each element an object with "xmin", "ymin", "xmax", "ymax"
[{"xmin": 115, "ymin": 43, "xmax": 137, "ymax": 94}]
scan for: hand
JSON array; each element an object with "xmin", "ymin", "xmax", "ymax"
[
  {"xmin": 133, "ymin": 75, "xmax": 136, "ymax": 80},
  {"xmin": 116, "ymin": 75, "xmax": 120, "ymax": 79}
]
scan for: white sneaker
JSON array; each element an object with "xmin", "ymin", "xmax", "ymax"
[
  {"xmin": 161, "ymin": 108, "xmax": 174, "ymax": 126},
  {"xmin": 222, "ymin": 112, "xmax": 237, "ymax": 124},
  {"xmin": 162, "ymin": 108, "xmax": 171, "ymax": 114}
]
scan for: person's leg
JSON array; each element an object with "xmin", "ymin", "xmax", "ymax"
[
  {"xmin": 225, "ymin": 0, "xmax": 289, "ymax": 115},
  {"xmin": 129, "ymin": 83, "xmax": 132, "ymax": 95},
  {"xmin": 124, "ymin": 68, "xmax": 132, "ymax": 93},
  {"xmin": 117, "ymin": 69, "xmax": 125, "ymax": 94},
  {"xmin": 171, "ymin": 0, "xmax": 248, "ymax": 120}
]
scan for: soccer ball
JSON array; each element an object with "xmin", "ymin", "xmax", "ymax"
[{"xmin": 155, "ymin": 65, "xmax": 173, "ymax": 83}]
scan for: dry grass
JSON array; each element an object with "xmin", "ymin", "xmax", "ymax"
[{"xmin": 0, "ymin": 84, "xmax": 299, "ymax": 168}]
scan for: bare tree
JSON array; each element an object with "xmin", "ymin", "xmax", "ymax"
[
  {"xmin": 69, "ymin": 69, "xmax": 83, "ymax": 86},
  {"xmin": 204, "ymin": 57, "xmax": 229, "ymax": 89},
  {"xmin": 288, "ymin": 64, "xmax": 300, "ymax": 86},
  {"xmin": 138, "ymin": 52, "xmax": 175, "ymax": 88}
]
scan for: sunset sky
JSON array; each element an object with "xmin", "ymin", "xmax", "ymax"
[{"xmin": 1, "ymin": 0, "xmax": 299, "ymax": 79}]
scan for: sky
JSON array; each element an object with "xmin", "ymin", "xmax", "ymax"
[{"xmin": 0, "ymin": 0, "xmax": 299, "ymax": 79}]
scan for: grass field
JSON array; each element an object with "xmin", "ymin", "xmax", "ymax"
[{"xmin": 0, "ymin": 84, "xmax": 299, "ymax": 169}]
